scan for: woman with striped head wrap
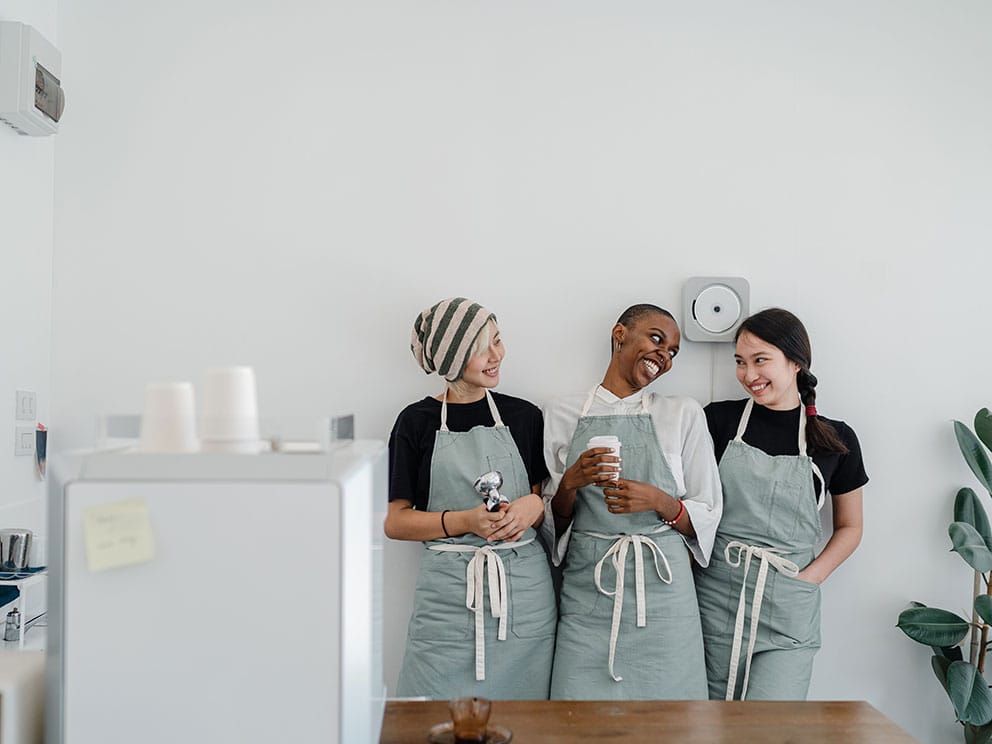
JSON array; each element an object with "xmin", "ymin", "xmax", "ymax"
[{"xmin": 385, "ymin": 297, "xmax": 556, "ymax": 699}]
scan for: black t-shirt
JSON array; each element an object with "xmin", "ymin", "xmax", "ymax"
[
  {"xmin": 704, "ymin": 399, "xmax": 868, "ymax": 498},
  {"xmin": 388, "ymin": 391, "xmax": 550, "ymax": 511}
]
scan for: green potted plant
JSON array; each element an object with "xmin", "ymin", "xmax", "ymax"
[{"xmin": 898, "ymin": 409, "xmax": 992, "ymax": 744}]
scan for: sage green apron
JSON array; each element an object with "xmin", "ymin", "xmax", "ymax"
[
  {"xmin": 549, "ymin": 388, "xmax": 708, "ymax": 700},
  {"xmin": 695, "ymin": 397, "xmax": 825, "ymax": 701},
  {"xmin": 396, "ymin": 390, "xmax": 556, "ymax": 700}
]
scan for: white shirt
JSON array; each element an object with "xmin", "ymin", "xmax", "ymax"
[{"xmin": 542, "ymin": 386, "xmax": 723, "ymax": 567}]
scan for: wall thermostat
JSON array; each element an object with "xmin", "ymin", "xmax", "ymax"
[
  {"xmin": 0, "ymin": 22, "xmax": 64, "ymax": 136},
  {"xmin": 683, "ymin": 276, "xmax": 750, "ymax": 342}
]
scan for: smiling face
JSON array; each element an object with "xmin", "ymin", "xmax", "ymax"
[
  {"xmin": 450, "ymin": 320, "xmax": 504, "ymax": 399},
  {"xmin": 604, "ymin": 312, "xmax": 680, "ymax": 396},
  {"xmin": 734, "ymin": 330, "xmax": 801, "ymax": 410}
]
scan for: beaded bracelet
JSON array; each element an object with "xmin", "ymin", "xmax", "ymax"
[{"xmin": 662, "ymin": 500, "xmax": 685, "ymax": 526}]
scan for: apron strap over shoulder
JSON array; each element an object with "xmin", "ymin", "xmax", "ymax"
[
  {"xmin": 440, "ymin": 389, "xmax": 504, "ymax": 432},
  {"xmin": 723, "ymin": 540, "xmax": 800, "ymax": 700},
  {"xmin": 428, "ymin": 538, "xmax": 533, "ymax": 681},
  {"xmin": 580, "ymin": 386, "xmax": 652, "ymax": 418}
]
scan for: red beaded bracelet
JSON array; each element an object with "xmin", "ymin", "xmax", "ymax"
[{"xmin": 662, "ymin": 500, "xmax": 685, "ymax": 526}]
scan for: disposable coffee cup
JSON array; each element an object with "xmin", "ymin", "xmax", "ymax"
[
  {"xmin": 200, "ymin": 366, "xmax": 261, "ymax": 451},
  {"xmin": 139, "ymin": 382, "xmax": 199, "ymax": 453},
  {"xmin": 586, "ymin": 435, "xmax": 621, "ymax": 481}
]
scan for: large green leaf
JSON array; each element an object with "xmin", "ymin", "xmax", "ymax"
[
  {"xmin": 977, "ymin": 596, "xmax": 992, "ymax": 626},
  {"xmin": 933, "ymin": 654, "xmax": 953, "ymax": 694},
  {"xmin": 947, "ymin": 661, "xmax": 992, "ymax": 725},
  {"xmin": 951, "ymin": 522, "xmax": 992, "ymax": 572},
  {"xmin": 956, "ymin": 420, "xmax": 992, "ymax": 495},
  {"xmin": 899, "ymin": 607, "xmax": 970, "ymax": 647},
  {"xmin": 957, "ymin": 488, "xmax": 992, "ymax": 551},
  {"xmin": 976, "ymin": 409, "xmax": 992, "ymax": 456},
  {"xmin": 910, "ymin": 602, "xmax": 967, "ymax": 659}
]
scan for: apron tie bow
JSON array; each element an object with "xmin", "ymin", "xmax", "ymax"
[
  {"xmin": 723, "ymin": 540, "xmax": 800, "ymax": 700},
  {"xmin": 429, "ymin": 538, "xmax": 532, "ymax": 681},
  {"xmin": 591, "ymin": 533, "xmax": 673, "ymax": 682}
]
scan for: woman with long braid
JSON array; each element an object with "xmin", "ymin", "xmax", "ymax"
[{"xmin": 695, "ymin": 308, "xmax": 867, "ymax": 701}]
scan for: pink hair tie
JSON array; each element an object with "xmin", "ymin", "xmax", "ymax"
[{"xmin": 805, "ymin": 405, "xmax": 818, "ymax": 417}]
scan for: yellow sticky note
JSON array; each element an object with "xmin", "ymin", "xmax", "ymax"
[{"xmin": 83, "ymin": 499, "xmax": 156, "ymax": 572}]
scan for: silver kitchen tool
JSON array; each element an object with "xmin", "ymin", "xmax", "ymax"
[
  {"xmin": 0, "ymin": 528, "xmax": 32, "ymax": 570},
  {"xmin": 4, "ymin": 608, "xmax": 21, "ymax": 642},
  {"xmin": 474, "ymin": 470, "xmax": 509, "ymax": 512}
]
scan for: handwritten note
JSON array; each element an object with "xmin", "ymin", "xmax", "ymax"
[{"xmin": 83, "ymin": 499, "xmax": 156, "ymax": 572}]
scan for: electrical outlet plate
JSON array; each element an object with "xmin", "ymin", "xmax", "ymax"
[
  {"xmin": 682, "ymin": 276, "xmax": 750, "ymax": 343},
  {"xmin": 15, "ymin": 390, "xmax": 36, "ymax": 420},
  {"xmin": 14, "ymin": 426, "xmax": 34, "ymax": 455}
]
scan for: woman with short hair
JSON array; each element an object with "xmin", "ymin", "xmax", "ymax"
[{"xmin": 544, "ymin": 303, "xmax": 722, "ymax": 700}]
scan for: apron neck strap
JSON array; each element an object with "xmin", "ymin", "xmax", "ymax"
[
  {"xmin": 440, "ymin": 388, "xmax": 504, "ymax": 432},
  {"xmin": 796, "ymin": 394, "xmax": 808, "ymax": 456},
  {"xmin": 735, "ymin": 395, "xmax": 808, "ymax": 455},
  {"xmin": 733, "ymin": 398, "xmax": 755, "ymax": 441},
  {"xmin": 581, "ymin": 385, "xmax": 651, "ymax": 418}
]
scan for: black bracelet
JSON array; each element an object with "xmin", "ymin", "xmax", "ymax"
[{"xmin": 440, "ymin": 510, "xmax": 451, "ymax": 537}]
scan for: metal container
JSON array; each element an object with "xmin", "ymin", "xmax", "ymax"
[
  {"xmin": 0, "ymin": 528, "xmax": 32, "ymax": 570},
  {"xmin": 4, "ymin": 607, "xmax": 21, "ymax": 642}
]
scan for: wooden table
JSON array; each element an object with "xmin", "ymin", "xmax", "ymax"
[{"xmin": 380, "ymin": 700, "xmax": 918, "ymax": 743}]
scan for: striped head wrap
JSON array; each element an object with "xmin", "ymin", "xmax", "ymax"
[{"xmin": 411, "ymin": 297, "xmax": 496, "ymax": 382}]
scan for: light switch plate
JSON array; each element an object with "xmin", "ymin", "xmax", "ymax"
[
  {"xmin": 15, "ymin": 390, "xmax": 36, "ymax": 421},
  {"xmin": 15, "ymin": 426, "xmax": 34, "ymax": 455}
]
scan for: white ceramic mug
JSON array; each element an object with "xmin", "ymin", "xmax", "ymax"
[
  {"xmin": 139, "ymin": 382, "xmax": 199, "ymax": 453},
  {"xmin": 586, "ymin": 435, "xmax": 621, "ymax": 481}
]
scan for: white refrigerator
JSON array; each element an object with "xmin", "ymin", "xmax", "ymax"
[{"xmin": 47, "ymin": 440, "xmax": 386, "ymax": 744}]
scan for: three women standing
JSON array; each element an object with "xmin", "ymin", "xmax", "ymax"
[
  {"xmin": 544, "ymin": 304, "xmax": 722, "ymax": 699},
  {"xmin": 695, "ymin": 308, "xmax": 867, "ymax": 701},
  {"xmin": 386, "ymin": 297, "xmax": 556, "ymax": 699}
]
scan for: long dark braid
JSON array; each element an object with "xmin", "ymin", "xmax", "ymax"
[{"xmin": 736, "ymin": 308, "xmax": 848, "ymax": 455}]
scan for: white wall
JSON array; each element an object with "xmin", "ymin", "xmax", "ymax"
[
  {"xmin": 0, "ymin": 1, "xmax": 55, "ymax": 541},
  {"xmin": 52, "ymin": 2, "xmax": 992, "ymax": 741}
]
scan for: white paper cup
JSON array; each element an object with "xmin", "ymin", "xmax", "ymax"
[
  {"xmin": 28, "ymin": 534, "xmax": 47, "ymax": 568},
  {"xmin": 200, "ymin": 366, "xmax": 260, "ymax": 446},
  {"xmin": 139, "ymin": 382, "xmax": 199, "ymax": 452},
  {"xmin": 586, "ymin": 435, "xmax": 621, "ymax": 481}
]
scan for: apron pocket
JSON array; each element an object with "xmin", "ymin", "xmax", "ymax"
[
  {"xmin": 647, "ymin": 537, "xmax": 700, "ymax": 619},
  {"xmin": 618, "ymin": 444, "xmax": 646, "ymax": 481},
  {"xmin": 486, "ymin": 454, "xmax": 524, "ymax": 494},
  {"xmin": 768, "ymin": 573, "xmax": 821, "ymax": 649},
  {"xmin": 408, "ymin": 551, "xmax": 473, "ymax": 641},
  {"xmin": 764, "ymin": 480, "xmax": 802, "ymax": 544},
  {"xmin": 506, "ymin": 548, "xmax": 557, "ymax": 639},
  {"xmin": 695, "ymin": 563, "xmax": 736, "ymax": 637},
  {"xmin": 559, "ymin": 537, "xmax": 607, "ymax": 619}
]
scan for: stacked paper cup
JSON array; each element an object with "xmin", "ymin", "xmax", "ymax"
[
  {"xmin": 199, "ymin": 366, "xmax": 261, "ymax": 453},
  {"xmin": 139, "ymin": 382, "xmax": 199, "ymax": 453}
]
